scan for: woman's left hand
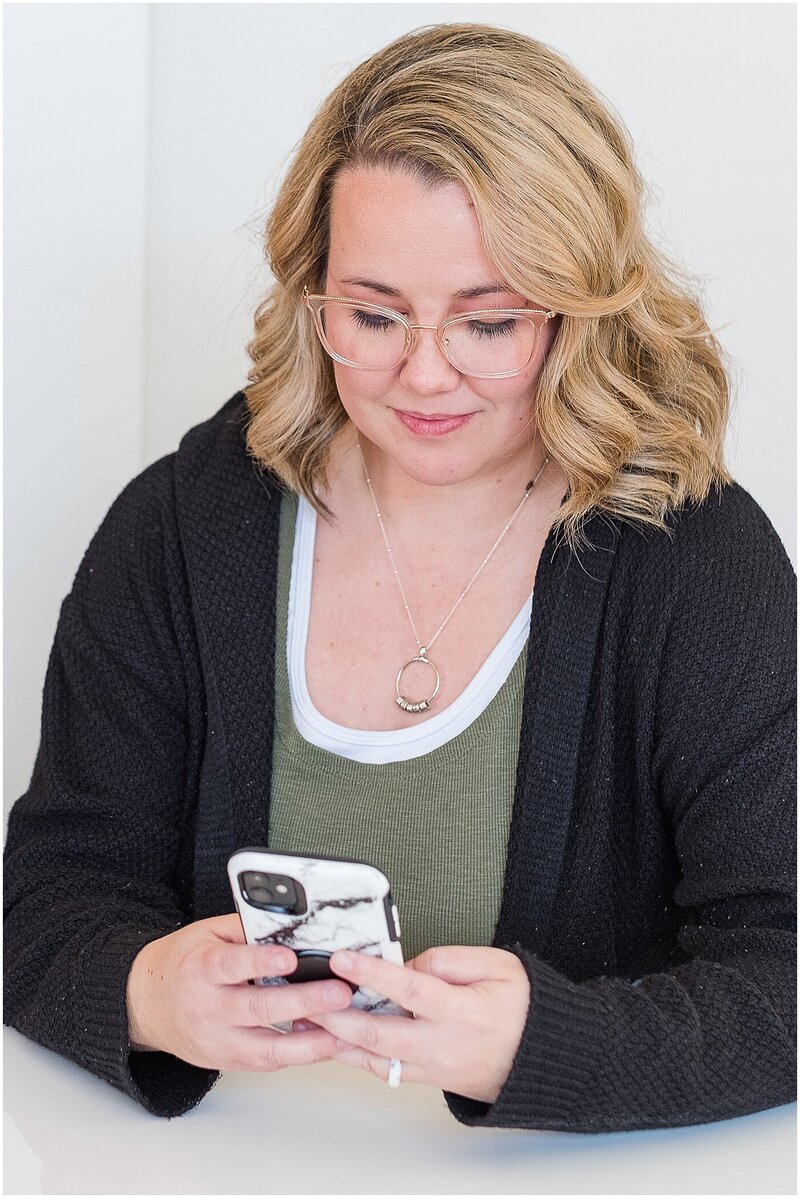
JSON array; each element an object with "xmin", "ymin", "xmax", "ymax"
[{"xmin": 305, "ymin": 946, "xmax": 530, "ymax": 1104}]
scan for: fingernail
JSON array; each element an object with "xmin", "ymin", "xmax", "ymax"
[
  {"xmin": 273, "ymin": 951, "xmax": 293, "ymax": 970},
  {"xmin": 324, "ymin": 983, "xmax": 348, "ymax": 1004},
  {"xmin": 293, "ymin": 1020, "xmax": 317, "ymax": 1032},
  {"xmin": 333, "ymin": 952, "xmax": 354, "ymax": 970}
]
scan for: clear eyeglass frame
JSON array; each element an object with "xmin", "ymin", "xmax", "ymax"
[{"xmin": 302, "ymin": 285, "xmax": 557, "ymax": 380}]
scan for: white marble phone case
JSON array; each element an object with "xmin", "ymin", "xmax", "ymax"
[{"xmin": 228, "ymin": 848, "xmax": 409, "ymax": 1031}]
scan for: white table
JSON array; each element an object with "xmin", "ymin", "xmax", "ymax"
[{"xmin": 3, "ymin": 1028, "xmax": 796, "ymax": 1195}]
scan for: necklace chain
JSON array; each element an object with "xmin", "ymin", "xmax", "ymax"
[{"xmin": 359, "ymin": 443, "xmax": 551, "ymax": 659}]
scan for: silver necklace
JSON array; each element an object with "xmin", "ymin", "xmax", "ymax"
[{"xmin": 358, "ymin": 443, "xmax": 551, "ymax": 714}]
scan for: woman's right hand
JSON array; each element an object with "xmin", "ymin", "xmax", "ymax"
[{"xmin": 126, "ymin": 913, "xmax": 353, "ymax": 1071}]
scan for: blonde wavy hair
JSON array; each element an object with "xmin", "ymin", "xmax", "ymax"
[{"xmin": 244, "ymin": 22, "xmax": 733, "ymax": 553}]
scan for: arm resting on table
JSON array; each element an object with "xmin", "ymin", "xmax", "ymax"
[
  {"xmin": 4, "ymin": 456, "xmax": 218, "ymax": 1117},
  {"xmin": 446, "ymin": 492, "xmax": 796, "ymax": 1131}
]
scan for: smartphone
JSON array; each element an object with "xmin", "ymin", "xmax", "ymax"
[{"xmin": 227, "ymin": 847, "xmax": 410, "ymax": 1031}]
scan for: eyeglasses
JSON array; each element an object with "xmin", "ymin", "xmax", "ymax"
[{"xmin": 303, "ymin": 285, "xmax": 557, "ymax": 379}]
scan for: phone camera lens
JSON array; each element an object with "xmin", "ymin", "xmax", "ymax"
[{"xmin": 239, "ymin": 870, "xmax": 306, "ymax": 915}]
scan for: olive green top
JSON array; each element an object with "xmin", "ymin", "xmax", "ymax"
[{"xmin": 267, "ymin": 491, "xmax": 528, "ymax": 960}]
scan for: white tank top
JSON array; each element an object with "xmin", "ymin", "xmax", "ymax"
[{"xmin": 286, "ymin": 494, "xmax": 532, "ymax": 764}]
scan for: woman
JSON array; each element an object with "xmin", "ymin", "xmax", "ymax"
[{"xmin": 4, "ymin": 23, "xmax": 795, "ymax": 1129}]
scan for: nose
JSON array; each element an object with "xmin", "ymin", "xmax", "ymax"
[{"xmin": 399, "ymin": 326, "xmax": 461, "ymax": 394}]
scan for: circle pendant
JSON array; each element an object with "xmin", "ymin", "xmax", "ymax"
[{"xmin": 395, "ymin": 653, "xmax": 441, "ymax": 714}]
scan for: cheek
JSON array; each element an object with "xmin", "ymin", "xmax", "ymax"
[
  {"xmin": 333, "ymin": 365, "xmax": 389, "ymax": 412},
  {"xmin": 469, "ymin": 377, "xmax": 534, "ymax": 418},
  {"xmin": 482, "ymin": 335, "xmax": 553, "ymax": 417}
]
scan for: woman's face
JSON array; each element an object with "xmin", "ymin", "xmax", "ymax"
[{"xmin": 325, "ymin": 165, "xmax": 559, "ymax": 490}]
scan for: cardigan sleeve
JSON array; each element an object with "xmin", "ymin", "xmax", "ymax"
[
  {"xmin": 445, "ymin": 487, "xmax": 796, "ymax": 1131},
  {"xmin": 3, "ymin": 455, "xmax": 219, "ymax": 1117}
]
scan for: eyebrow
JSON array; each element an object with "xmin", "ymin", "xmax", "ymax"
[{"xmin": 338, "ymin": 276, "xmax": 520, "ymax": 301}]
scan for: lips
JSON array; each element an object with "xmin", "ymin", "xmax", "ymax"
[
  {"xmin": 394, "ymin": 409, "xmax": 476, "ymax": 437},
  {"xmin": 399, "ymin": 411, "xmax": 472, "ymax": 420}
]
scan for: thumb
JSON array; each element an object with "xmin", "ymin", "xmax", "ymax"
[{"xmin": 409, "ymin": 945, "xmax": 519, "ymax": 985}]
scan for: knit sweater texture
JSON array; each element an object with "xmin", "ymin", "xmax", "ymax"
[{"xmin": 4, "ymin": 391, "xmax": 797, "ymax": 1129}]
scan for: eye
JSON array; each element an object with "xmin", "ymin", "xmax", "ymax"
[
  {"xmin": 467, "ymin": 318, "xmax": 518, "ymax": 339},
  {"xmin": 350, "ymin": 309, "xmax": 396, "ymax": 331}
]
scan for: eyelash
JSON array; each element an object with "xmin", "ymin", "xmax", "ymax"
[{"xmin": 350, "ymin": 310, "xmax": 517, "ymax": 338}]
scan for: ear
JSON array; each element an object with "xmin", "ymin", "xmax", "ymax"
[{"xmin": 542, "ymin": 311, "xmax": 562, "ymax": 357}]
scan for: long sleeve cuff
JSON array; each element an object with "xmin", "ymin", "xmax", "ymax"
[
  {"xmin": 77, "ymin": 923, "xmax": 219, "ymax": 1118},
  {"xmin": 444, "ymin": 941, "xmax": 795, "ymax": 1132},
  {"xmin": 444, "ymin": 946, "xmax": 606, "ymax": 1130}
]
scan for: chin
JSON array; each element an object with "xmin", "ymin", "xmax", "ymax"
[
  {"xmin": 396, "ymin": 451, "xmax": 483, "ymax": 488},
  {"xmin": 353, "ymin": 413, "xmax": 497, "ymax": 481}
]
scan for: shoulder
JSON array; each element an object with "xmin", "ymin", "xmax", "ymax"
[
  {"xmin": 596, "ymin": 480, "xmax": 795, "ymax": 691},
  {"xmin": 72, "ymin": 391, "xmax": 261, "ymax": 594},
  {"xmin": 176, "ymin": 390, "xmax": 250, "ymax": 473},
  {"xmin": 603, "ymin": 482, "xmax": 795, "ymax": 716},
  {"xmin": 610, "ymin": 480, "xmax": 795, "ymax": 603},
  {"xmin": 79, "ymin": 391, "xmax": 285, "ymax": 566},
  {"xmin": 173, "ymin": 389, "xmax": 283, "ymax": 512},
  {"xmin": 76, "ymin": 452, "xmax": 178, "ymax": 585},
  {"xmin": 664, "ymin": 480, "xmax": 791, "ymax": 562}
]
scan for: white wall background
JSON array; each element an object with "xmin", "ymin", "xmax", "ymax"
[{"xmin": 5, "ymin": 2, "xmax": 797, "ymax": 816}]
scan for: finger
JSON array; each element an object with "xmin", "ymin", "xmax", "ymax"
[
  {"xmin": 328, "ymin": 951, "xmax": 454, "ymax": 1020},
  {"xmin": 333, "ymin": 1046, "xmax": 423, "ymax": 1087},
  {"xmin": 227, "ymin": 1026, "xmax": 340, "ymax": 1072},
  {"xmin": 205, "ymin": 913, "xmax": 251, "ymax": 943},
  {"xmin": 312, "ymin": 1009, "xmax": 421, "ymax": 1061},
  {"xmin": 409, "ymin": 945, "xmax": 521, "ymax": 985},
  {"xmin": 229, "ymin": 978, "xmax": 353, "ymax": 1028},
  {"xmin": 204, "ymin": 941, "xmax": 298, "ymax": 986}
]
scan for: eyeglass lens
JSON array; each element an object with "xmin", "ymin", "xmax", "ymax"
[{"xmin": 318, "ymin": 303, "xmax": 538, "ymax": 374}]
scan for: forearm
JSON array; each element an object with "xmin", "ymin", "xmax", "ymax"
[
  {"xmin": 4, "ymin": 883, "xmax": 218, "ymax": 1117},
  {"xmin": 445, "ymin": 941, "xmax": 796, "ymax": 1132}
]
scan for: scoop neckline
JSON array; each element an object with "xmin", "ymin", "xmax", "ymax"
[{"xmin": 287, "ymin": 491, "xmax": 534, "ymax": 746}]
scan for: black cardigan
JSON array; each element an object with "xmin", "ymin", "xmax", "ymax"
[{"xmin": 4, "ymin": 392, "xmax": 796, "ymax": 1128}]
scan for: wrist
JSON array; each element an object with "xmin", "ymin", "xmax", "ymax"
[{"xmin": 126, "ymin": 938, "xmax": 160, "ymax": 1052}]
